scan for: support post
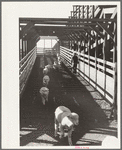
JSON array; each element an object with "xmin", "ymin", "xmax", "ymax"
[
  {"xmin": 88, "ymin": 35, "xmax": 90, "ymax": 83},
  {"xmin": 103, "ymin": 31, "xmax": 107, "ymax": 97},
  {"xmin": 113, "ymin": 22, "xmax": 117, "ymax": 110},
  {"xmin": 51, "ymin": 39, "xmax": 52, "ymax": 49},
  {"xmin": 83, "ymin": 39, "xmax": 85, "ymax": 78},
  {"xmin": 22, "ymin": 39, "xmax": 24, "ymax": 58},
  {"xmin": 44, "ymin": 39, "xmax": 45, "ymax": 53},
  {"xmin": 95, "ymin": 33, "xmax": 98, "ymax": 89}
]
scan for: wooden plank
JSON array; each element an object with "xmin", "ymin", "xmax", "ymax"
[
  {"xmin": 88, "ymin": 35, "xmax": 90, "ymax": 82},
  {"xmin": 95, "ymin": 33, "xmax": 98, "ymax": 88},
  {"xmin": 35, "ymin": 26, "xmax": 90, "ymax": 30},
  {"xmin": 97, "ymin": 64, "xmax": 114, "ymax": 75},
  {"xmin": 103, "ymin": 7, "xmax": 117, "ymax": 14},
  {"xmin": 89, "ymin": 61, "xmax": 95, "ymax": 66},
  {"xmin": 61, "ymin": 46, "xmax": 72, "ymax": 54},
  {"xmin": 111, "ymin": 7, "xmax": 117, "ymax": 19},
  {"xmin": 94, "ymin": 7, "xmax": 101, "ymax": 17},
  {"xmin": 20, "ymin": 18, "xmax": 117, "ymax": 23},
  {"xmin": 103, "ymin": 18, "xmax": 107, "ymax": 97},
  {"xmin": 83, "ymin": 40, "xmax": 85, "ymax": 77},
  {"xmin": 112, "ymin": 21, "xmax": 117, "ymax": 107},
  {"xmin": 106, "ymin": 60, "xmax": 115, "ymax": 67},
  {"xmin": 78, "ymin": 32, "xmax": 88, "ymax": 41},
  {"xmin": 31, "ymin": 22, "xmax": 97, "ymax": 26},
  {"xmin": 61, "ymin": 49, "xmax": 72, "ymax": 57},
  {"xmin": 20, "ymin": 47, "xmax": 36, "ymax": 65}
]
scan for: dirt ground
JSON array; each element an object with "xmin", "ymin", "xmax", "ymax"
[{"xmin": 20, "ymin": 55, "xmax": 117, "ymax": 147}]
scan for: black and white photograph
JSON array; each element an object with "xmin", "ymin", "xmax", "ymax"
[{"xmin": 2, "ymin": 1, "xmax": 121, "ymax": 149}]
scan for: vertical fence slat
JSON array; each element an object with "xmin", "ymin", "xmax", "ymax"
[
  {"xmin": 95, "ymin": 33, "xmax": 98, "ymax": 89},
  {"xmin": 113, "ymin": 22, "xmax": 117, "ymax": 105}
]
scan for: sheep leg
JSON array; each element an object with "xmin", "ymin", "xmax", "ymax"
[
  {"xmin": 54, "ymin": 117, "xmax": 58, "ymax": 137},
  {"xmin": 41, "ymin": 96, "xmax": 45, "ymax": 105},
  {"xmin": 59, "ymin": 125, "xmax": 64, "ymax": 139},
  {"xmin": 68, "ymin": 128, "xmax": 73, "ymax": 146}
]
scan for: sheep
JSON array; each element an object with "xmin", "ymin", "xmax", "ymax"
[
  {"xmin": 45, "ymin": 64, "xmax": 53, "ymax": 72},
  {"xmin": 54, "ymin": 106, "xmax": 79, "ymax": 146},
  {"xmin": 43, "ymin": 75, "xmax": 50, "ymax": 87},
  {"xmin": 53, "ymin": 61, "xmax": 60, "ymax": 70},
  {"xmin": 39, "ymin": 87, "xmax": 49, "ymax": 105},
  {"xmin": 43, "ymin": 67, "xmax": 49, "ymax": 76},
  {"xmin": 102, "ymin": 136, "xmax": 119, "ymax": 148}
]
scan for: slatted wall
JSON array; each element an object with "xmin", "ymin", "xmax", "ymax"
[
  {"xmin": 19, "ymin": 46, "xmax": 37, "ymax": 96},
  {"xmin": 60, "ymin": 46, "xmax": 116, "ymax": 104}
]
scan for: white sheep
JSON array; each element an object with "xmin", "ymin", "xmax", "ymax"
[
  {"xmin": 54, "ymin": 106, "xmax": 79, "ymax": 146},
  {"xmin": 53, "ymin": 61, "xmax": 60, "ymax": 70},
  {"xmin": 45, "ymin": 64, "xmax": 53, "ymax": 72},
  {"xmin": 43, "ymin": 75, "xmax": 50, "ymax": 87},
  {"xmin": 102, "ymin": 136, "xmax": 119, "ymax": 148},
  {"xmin": 39, "ymin": 87, "xmax": 49, "ymax": 105},
  {"xmin": 43, "ymin": 67, "xmax": 49, "ymax": 75}
]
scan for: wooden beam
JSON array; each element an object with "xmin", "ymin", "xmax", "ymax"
[
  {"xmin": 20, "ymin": 22, "xmax": 34, "ymax": 38},
  {"xmin": 72, "ymin": 32, "xmax": 80, "ymax": 40},
  {"xmin": 88, "ymin": 35, "xmax": 90, "ymax": 82},
  {"xmin": 35, "ymin": 36, "xmax": 40, "ymax": 43},
  {"xmin": 34, "ymin": 26, "xmax": 90, "ymax": 30},
  {"xmin": 83, "ymin": 29, "xmax": 95, "ymax": 41},
  {"xmin": 20, "ymin": 18, "xmax": 117, "ymax": 23},
  {"xmin": 28, "ymin": 21, "xmax": 96, "ymax": 26},
  {"xmin": 95, "ymin": 33, "xmax": 98, "ymax": 89},
  {"xmin": 97, "ymin": 22, "xmax": 114, "ymax": 40},
  {"xmin": 111, "ymin": 7, "xmax": 117, "ymax": 19},
  {"xmin": 77, "ymin": 31, "xmax": 88, "ymax": 41},
  {"xmin": 70, "ymin": 33, "xmax": 78, "ymax": 40},
  {"xmin": 89, "ymin": 26, "xmax": 104, "ymax": 39},
  {"xmin": 64, "ymin": 35, "xmax": 72, "ymax": 40}
]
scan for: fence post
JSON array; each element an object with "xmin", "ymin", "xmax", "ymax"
[
  {"xmin": 95, "ymin": 33, "xmax": 98, "ymax": 89},
  {"xmin": 88, "ymin": 35, "xmax": 90, "ymax": 83}
]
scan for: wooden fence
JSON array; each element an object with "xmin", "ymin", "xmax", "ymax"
[
  {"xmin": 60, "ymin": 46, "xmax": 117, "ymax": 104},
  {"xmin": 19, "ymin": 46, "xmax": 37, "ymax": 96},
  {"xmin": 37, "ymin": 47, "xmax": 57, "ymax": 55}
]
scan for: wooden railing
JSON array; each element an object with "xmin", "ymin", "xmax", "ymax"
[
  {"xmin": 19, "ymin": 46, "xmax": 37, "ymax": 96},
  {"xmin": 60, "ymin": 46, "xmax": 117, "ymax": 104},
  {"xmin": 37, "ymin": 47, "xmax": 57, "ymax": 55}
]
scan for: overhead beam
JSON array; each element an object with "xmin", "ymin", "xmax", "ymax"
[
  {"xmin": 20, "ymin": 21, "xmax": 34, "ymax": 38},
  {"xmin": 71, "ymin": 32, "xmax": 80, "ymax": 40},
  {"xmin": 72, "ymin": 32, "xmax": 83, "ymax": 40},
  {"xmin": 33, "ymin": 22, "xmax": 96, "ymax": 26},
  {"xmin": 68, "ymin": 33, "xmax": 77, "ymax": 40},
  {"xmin": 20, "ymin": 22, "xmax": 96, "ymax": 28},
  {"xmin": 20, "ymin": 18, "xmax": 117, "ymax": 23},
  {"xmin": 34, "ymin": 26, "xmax": 90, "ymax": 30},
  {"xmin": 77, "ymin": 31, "xmax": 88, "ymax": 41},
  {"xmin": 97, "ymin": 22, "xmax": 114, "ymax": 40}
]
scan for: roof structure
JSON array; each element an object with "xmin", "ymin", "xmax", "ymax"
[{"xmin": 19, "ymin": 5, "xmax": 117, "ymax": 44}]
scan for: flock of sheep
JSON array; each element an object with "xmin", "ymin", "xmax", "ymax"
[
  {"xmin": 38, "ymin": 54, "xmax": 118, "ymax": 147},
  {"xmin": 38, "ymin": 54, "xmax": 79, "ymax": 145}
]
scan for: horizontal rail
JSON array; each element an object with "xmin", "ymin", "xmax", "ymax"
[
  {"xmin": 19, "ymin": 46, "xmax": 37, "ymax": 95},
  {"xmin": 20, "ymin": 47, "xmax": 36, "ymax": 66}
]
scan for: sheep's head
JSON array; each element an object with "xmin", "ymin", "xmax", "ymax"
[{"xmin": 70, "ymin": 113, "xmax": 79, "ymax": 126}]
